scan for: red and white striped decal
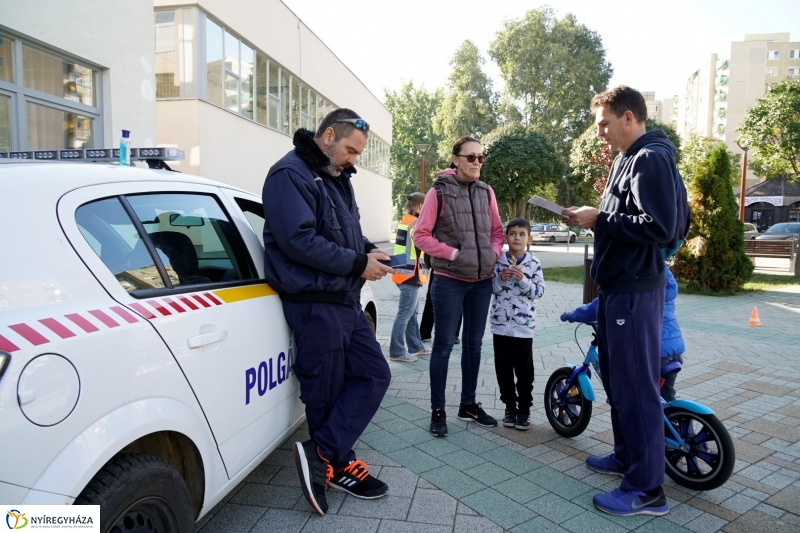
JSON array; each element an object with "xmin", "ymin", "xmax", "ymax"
[
  {"xmin": 0, "ymin": 292, "xmax": 226, "ymax": 353},
  {"xmin": 0, "ymin": 305, "xmax": 142, "ymax": 353}
]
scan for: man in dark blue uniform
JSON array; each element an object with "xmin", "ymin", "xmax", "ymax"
[
  {"xmin": 262, "ymin": 109, "xmax": 393, "ymax": 515},
  {"xmin": 564, "ymin": 86, "xmax": 687, "ymax": 517}
]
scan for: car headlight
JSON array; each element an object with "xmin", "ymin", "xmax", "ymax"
[{"xmin": 0, "ymin": 351, "xmax": 10, "ymax": 381}]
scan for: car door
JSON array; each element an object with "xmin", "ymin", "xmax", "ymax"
[
  {"xmin": 219, "ymin": 188, "xmax": 306, "ymax": 424},
  {"xmin": 59, "ymin": 181, "xmax": 294, "ymax": 479}
]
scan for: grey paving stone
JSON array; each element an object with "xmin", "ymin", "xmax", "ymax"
[
  {"xmin": 719, "ymin": 492, "xmax": 759, "ymax": 514},
  {"xmin": 375, "ymin": 466, "xmax": 419, "ymax": 498},
  {"xmin": 464, "ymin": 461, "xmax": 516, "ymax": 486},
  {"xmin": 385, "ymin": 446, "xmax": 444, "ymax": 474},
  {"xmin": 446, "ymin": 429, "xmax": 500, "ymax": 454},
  {"xmin": 394, "ymin": 427, "xmax": 436, "ymax": 446},
  {"xmin": 250, "ymin": 509, "xmax": 311, "ymax": 533},
  {"xmin": 355, "ymin": 448, "xmax": 402, "ymax": 467},
  {"xmin": 406, "ymin": 488, "xmax": 458, "ymax": 526},
  {"xmin": 246, "ymin": 462, "xmax": 282, "ymax": 484},
  {"xmin": 684, "ymin": 512, "xmax": 728, "ymax": 533},
  {"xmin": 337, "ymin": 494, "xmax": 412, "ymax": 520},
  {"xmin": 524, "ymin": 493, "xmax": 584, "ymax": 525},
  {"xmin": 753, "ymin": 503, "xmax": 786, "ymax": 518},
  {"xmin": 560, "ymin": 510, "xmax": 628, "ymax": 533},
  {"xmin": 494, "ymin": 476, "xmax": 550, "ymax": 504},
  {"xmin": 480, "ymin": 445, "xmax": 543, "ymax": 475},
  {"xmin": 461, "ymin": 487, "xmax": 537, "ymax": 530},
  {"xmin": 454, "ymin": 514, "xmax": 505, "ymax": 532},
  {"xmin": 416, "ymin": 437, "xmax": 463, "ymax": 457},
  {"xmin": 523, "ymin": 467, "xmax": 593, "ymax": 500},
  {"xmin": 378, "ymin": 417, "xmax": 420, "ymax": 435},
  {"xmin": 301, "ymin": 515, "xmax": 380, "ymax": 533},
  {"xmin": 438, "ymin": 448, "xmax": 487, "ymax": 470},
  {"xmin": 511, "ymin": 516, "xmax": 569, "ymax": 533},
  {"xmin": 377, "ymin": 520, "xmax": 451, "ymax": 533},
  {"xmin": 197, "ymin": 502, "xmax": 266, "ymax": 533},
  {"xmin": 387, "ymin": 402, "xmax": 432, "ymax": 421},
  {"xmin": 419, "ymin": 465, "xmax": 487, "ymax": 499},
  {"xmin": 230, "ymin": 483, "xmax": 303, "ymax": 509},
  {"xmin": 457, "ymin": 502, "xmax": 479, "ymax": 515},
  {"xmin": 634, "ymin": 517, "xmax": 694, "ymax": 533},
  {"xmin": 268, "ymin": 465, "xmax": 301, "ymax": 487},
  {"xmin": 663, "ymin": 503, "xmax": 705, "ymax": 526},
  {"xmin": 359, "ymin": 428, "xmax": 412, "ymax": 454}
]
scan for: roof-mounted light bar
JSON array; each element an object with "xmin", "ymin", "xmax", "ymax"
[{"xmin": 0, "ymin": 147, "xmax": 184, "ymax": 162}]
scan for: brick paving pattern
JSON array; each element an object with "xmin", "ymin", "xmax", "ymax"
[{"xmin": 197, "ymin": 245, "xmax": 800, "ymax": 533}]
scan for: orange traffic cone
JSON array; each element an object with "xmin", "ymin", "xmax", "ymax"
[{"xmin": 748, "ymin": 306, "xmax": 761, "ymax": 327}]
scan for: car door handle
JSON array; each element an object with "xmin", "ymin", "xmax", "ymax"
[{"xmin": 188, "ymin": 329, "xmax": 228, "ymax": 348}]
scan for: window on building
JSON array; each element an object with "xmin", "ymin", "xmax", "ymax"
[
  {"xmin": 790, "ymin": 49, "xmax": 800, "ymax": 59},
  {"xmin": 789, "ymin": 68, "xmax": 796, "ymax": 78},
  {"xmin": 255, "ymin": 52, "xmax": 267, "ymax": 125},
  {"xmin": 205, "ymin": 18, "xmax": 223, "ymax": 106},
  {"xmin": 155, "ymin": 10, "xmax": 181, "ymax": 98},
  {"xmin": 267, "ymin": 60, "xmax": 279, "ymax": 130},
  {"xmin": 0, "ymin": 32, "xmax": 101, "ymax": 152},
  {"xmin": 767, "ymin": 50, "xmax": 779, "ymax": 60},
  {"xmin": 767, "ymin": 67, "xmax": 778, "ymax": 77}
]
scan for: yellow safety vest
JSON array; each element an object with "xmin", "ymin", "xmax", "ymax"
[{"xmin": 392, "ymin": 213, "xmax": 429, "ymax": 285}]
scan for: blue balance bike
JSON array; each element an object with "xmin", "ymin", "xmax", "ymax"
[{"xmin": 543, "ymin": 321, "xmax": 735, "ymax": 491}]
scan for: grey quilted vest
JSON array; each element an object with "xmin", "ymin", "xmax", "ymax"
[{"xmin": 430, "ymin": 173, "xmax": 495, "ymax": 280}]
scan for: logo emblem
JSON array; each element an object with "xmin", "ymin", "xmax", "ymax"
[
  {"xmin": 6, "ymin": 510, "xmax": 28, "ymax": 530},
  {"xmin": 616, "ymin": 319, "xmax": 625, "ymax": 326}
]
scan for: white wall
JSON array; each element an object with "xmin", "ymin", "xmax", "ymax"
[
  {"xmin": 0, "ymin": 0, "xmax": 157, "ymax": 148},
  {"xmin": 152, "ymin": 0, "xmax": 393, "ymax": 242}
]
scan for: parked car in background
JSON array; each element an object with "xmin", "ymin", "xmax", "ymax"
[
  {"xmin": 755, "ymin": 222, "xmax": 800, "ymax": 241},
  {"xmin": 580, "ymin": 229, "xmax": 594, "ymax": 238},
  {"xmin": 743, "ymin": 223, "xmax": 759, "ymax": 239},
  {"xmin": 531, "ymin": 224, "xmax": 577, "ymax": 243}
]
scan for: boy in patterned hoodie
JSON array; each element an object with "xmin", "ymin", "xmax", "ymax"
[{"xmin": 491, "ymin": 218, "xmax": 546, "ymax": 430}]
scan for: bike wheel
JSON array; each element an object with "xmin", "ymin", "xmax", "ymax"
[
  {"xmin": 544, "ymin": 367, "xmax": 592, "ymax": 437},
  {"xmin": 664, "ymin": 408, "xmax": 735, "ymax": 491}
]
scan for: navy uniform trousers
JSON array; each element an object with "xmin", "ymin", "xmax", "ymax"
[
  {"xmin": 597, "ymin": 288, "xmax": 665, "ymax": 492},
  {"xmin": 282, "ymin": 300, "xmax": 391, "ymax": 469}
]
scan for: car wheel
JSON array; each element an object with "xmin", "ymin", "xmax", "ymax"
[
  {"xmin": 365, "ymin": 312, "xmax": 376, "ymax": 335},
  {"xmin": 569, "ymin": 234, "xmax": 576, "ymax": 243},
  {"xmin": 549, "ymin": 236, "xmax": 556, "ymax": 243},
  {"xmin": 75, "ymin": 453, "xmax": 195, "ymax": 533}
]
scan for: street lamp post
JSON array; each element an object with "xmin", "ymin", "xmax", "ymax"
[
  {"xmin": 735, "ymin": 141, "xmax": 748, "ymax": 222},
  {"xmin": 415, "ymin": 143, "xmax": 431, "ymax": 192}
]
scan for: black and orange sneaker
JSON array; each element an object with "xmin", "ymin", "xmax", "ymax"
[
  {"xmin": 329, "ymin": 459, "xmax": 388, "ymax": 499},
  {"xmin": 457, "ymin": 402, "xmax": 498, "ymax": 428},
  {"xmin": 293, "ymin": 440, "xmax": 333, "ymax": 515},
  {"xmin": 431, "ymin": 408, "xmax": 448, "ymax": 437}
]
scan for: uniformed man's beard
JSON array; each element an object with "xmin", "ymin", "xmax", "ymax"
[{"xmin": 323, "ymin": 144, "xmax": 342, "ymax": 177}]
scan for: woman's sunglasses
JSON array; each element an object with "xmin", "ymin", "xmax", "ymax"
[
  {"xmin": 456, "ymin": 154, "xmax": 485, "ymax": 164},
  {"xmin": 335, "ymin": 118, "xmax": 370, "ymax": 132}
]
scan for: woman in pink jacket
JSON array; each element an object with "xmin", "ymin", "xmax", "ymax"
[{"xmin": 414, "ymin": 135, "xmax": 504, "ymax": 437}]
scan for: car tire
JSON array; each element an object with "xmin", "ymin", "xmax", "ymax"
[
  {"xmin": 569, "ymin": 234, "xmax": 576, "ymax": 243},
  {"xmin": 75, "ymin": 453, "xmax": 195, "ymax": 533},
  {"xmin": 549, "ymin": 236, "xmax": 556, "ymax": 243},
  {"xmin": 366, "ymin": 312, "xmax": 376, "ymax": 335}
]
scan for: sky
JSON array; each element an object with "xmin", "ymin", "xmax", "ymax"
[{"xmin": 281, "ymin": 0, "xmax": 800, "ymax": 106}]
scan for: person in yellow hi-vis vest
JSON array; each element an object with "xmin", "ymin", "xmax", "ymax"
[{"xmin": 390, "ymin": 192, "xmax": 430, "ymax": 362}]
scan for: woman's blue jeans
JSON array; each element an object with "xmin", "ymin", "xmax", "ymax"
[
  {"xmin": 389, "ymin": 283, "xmax": 426, "ymax": 357},
  {"xmin": 429, "ymin": 275, "xmax": 493, "ymax": 410}
]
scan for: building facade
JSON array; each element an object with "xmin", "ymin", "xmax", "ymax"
[{"xmin": 0, "ymin": 0, "xmax": 394, "ymax": 242}]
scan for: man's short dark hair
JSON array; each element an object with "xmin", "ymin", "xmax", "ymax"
[
  {"xmin": 591, "ymin": 86, "xmax": 647, "ymax": 123},
  {"xmin": 506, "ymin": 218, "xmax": 531, "ymax": 235},
  {"xmin": 315, "ymin": 108, "xmax": 369, "ymax": 140}
]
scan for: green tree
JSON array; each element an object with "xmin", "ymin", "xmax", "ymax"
[
  {"xmin": 488, "ymin": 7, "xmax": 612, "ymax": 153},
  {"xmin": 671, "ymin": 145, "xmax": 753, "ymax": 293},
  {"xmin": 433, "ymin": 40, "xmax": 497, "ymax": 159},
  {"xmin": 737, "ymin": 79, "xmax": 800, "ymax": 179},
  {"xmin": 480, "ymin": 127, "xmax": 564, "ymax": 220},
  {"xmin": 383, "ymin": 81, "xmax": 446, "ymax": 213},
  {"xmin": 678, "ymin": 133, "xmax": 742, "ymax": 188},
  {"xmin": 645, "ymin": 118, "xmax": 681, "ymax": 164}
]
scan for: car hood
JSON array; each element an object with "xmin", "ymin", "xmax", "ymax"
[{"xmin": 755, "ymin": 234, "xmax": 796, "ymax": 240}]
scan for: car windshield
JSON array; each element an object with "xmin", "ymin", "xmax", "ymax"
[
  {"xmin": 532, "ymin": 225, "xmax": 546, "ymax": 231},
  {"xmin": 765, "ymin": 223, "xmax": 800, "ymax": 233}
]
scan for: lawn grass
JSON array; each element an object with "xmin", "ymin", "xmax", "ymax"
[{"xmin": 544, "ymin": 265, "xmax": 800, "ymax": 295}]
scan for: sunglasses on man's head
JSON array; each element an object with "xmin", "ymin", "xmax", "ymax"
[
  {"xmin": 335, "ymin": 118, "xmax": 370, "ymax": 132},
  {"xmin": 456, "ymin": 154, "xmax": 485, "ymax": 164}
]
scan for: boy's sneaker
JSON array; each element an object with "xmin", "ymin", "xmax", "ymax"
[
  {"xmin": 409, "ymin": 348, "xmax": 431, "ymax": 356},
  {"xmin": 502, "ymin": 407, "xmax": 517, "ymax": 428},
  {"xmin": 390, "ymin": 353, "xmax": 418, "ymax": 362},
  {"xmin": 515, "ymin": 413, "xmax": 531, "ymax": 431},
  {"xmin": 292, "ymin": 440, "xmax": 332, "ymax": 515},
  {"xmin": 457, "ymin": 402, "xmax": 498, "ymax": 427},
  {"xmin": 453, "ymin": 337, "xmax": 461, "ymax": 344},
  {"xmin": 593, "ymin": 486, "xmax": 669, "ymax": 516},
  {"xmin": 329, "ymin": 459, "xmax": 388, "ymax": 499},
  {"xmin": 586, "ymin": 453, "xmax": 627, "ymax": 476},
  {"xmin": 421, "ymin": 337, "xmax": 432, "ymax": 342},
  {"xmin": 431, "ymin": 408, "xmax": 448, "ymax": 437}
]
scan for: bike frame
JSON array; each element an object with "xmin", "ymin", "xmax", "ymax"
[{"xmin": 557, "ymin": 323, "xmax": 717, "ymax": 451}]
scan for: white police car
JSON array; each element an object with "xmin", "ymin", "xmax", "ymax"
[{"xmin": 0, "ymin": 148, "xmax": 378, "ymax": 532}]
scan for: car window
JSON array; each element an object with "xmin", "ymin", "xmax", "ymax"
[
  {"xmin": 743, "ymin": 223, "xmax": 756, "ymax": 231},
  {"xmin": 77, "ymin": 193, "xmax": 258, "ymax": 293},
  {"xmin": 235, "ymin": 198, "xmax": 265, "ymax": 248}
]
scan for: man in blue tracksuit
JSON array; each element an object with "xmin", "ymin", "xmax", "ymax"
[
  {"xmin": 262, "ymin": 109, "xmax": 393, "ymax": 516},
  {"xmin": 564, "ymin": 86, "xmax": 689, "ymax": 517}
]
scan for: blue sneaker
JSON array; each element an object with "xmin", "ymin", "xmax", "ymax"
[
  {"xmin": 586, "ymin": 453, "xmax": 626, "ymax": 476},
  {"xmin": 593, "ymin": 487, "xmax": 669, "ymax": 516}
]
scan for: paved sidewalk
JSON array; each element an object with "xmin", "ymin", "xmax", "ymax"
[{"xmin": 197, "ymin": 248, "xmax": 800, "ymax": 533}]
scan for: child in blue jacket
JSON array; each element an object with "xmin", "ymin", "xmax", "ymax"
[{"xmin": 561, "ymin": 264, "xmax": 684, "ymax": 401}]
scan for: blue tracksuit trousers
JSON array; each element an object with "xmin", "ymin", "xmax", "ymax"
[
  {"xmin": 282, "ymin": 301, "xmax": 391, "ymax": 469},
  {"xmin": 597, "ymin": 289, "xmax": 665, "ymax": 492}
]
